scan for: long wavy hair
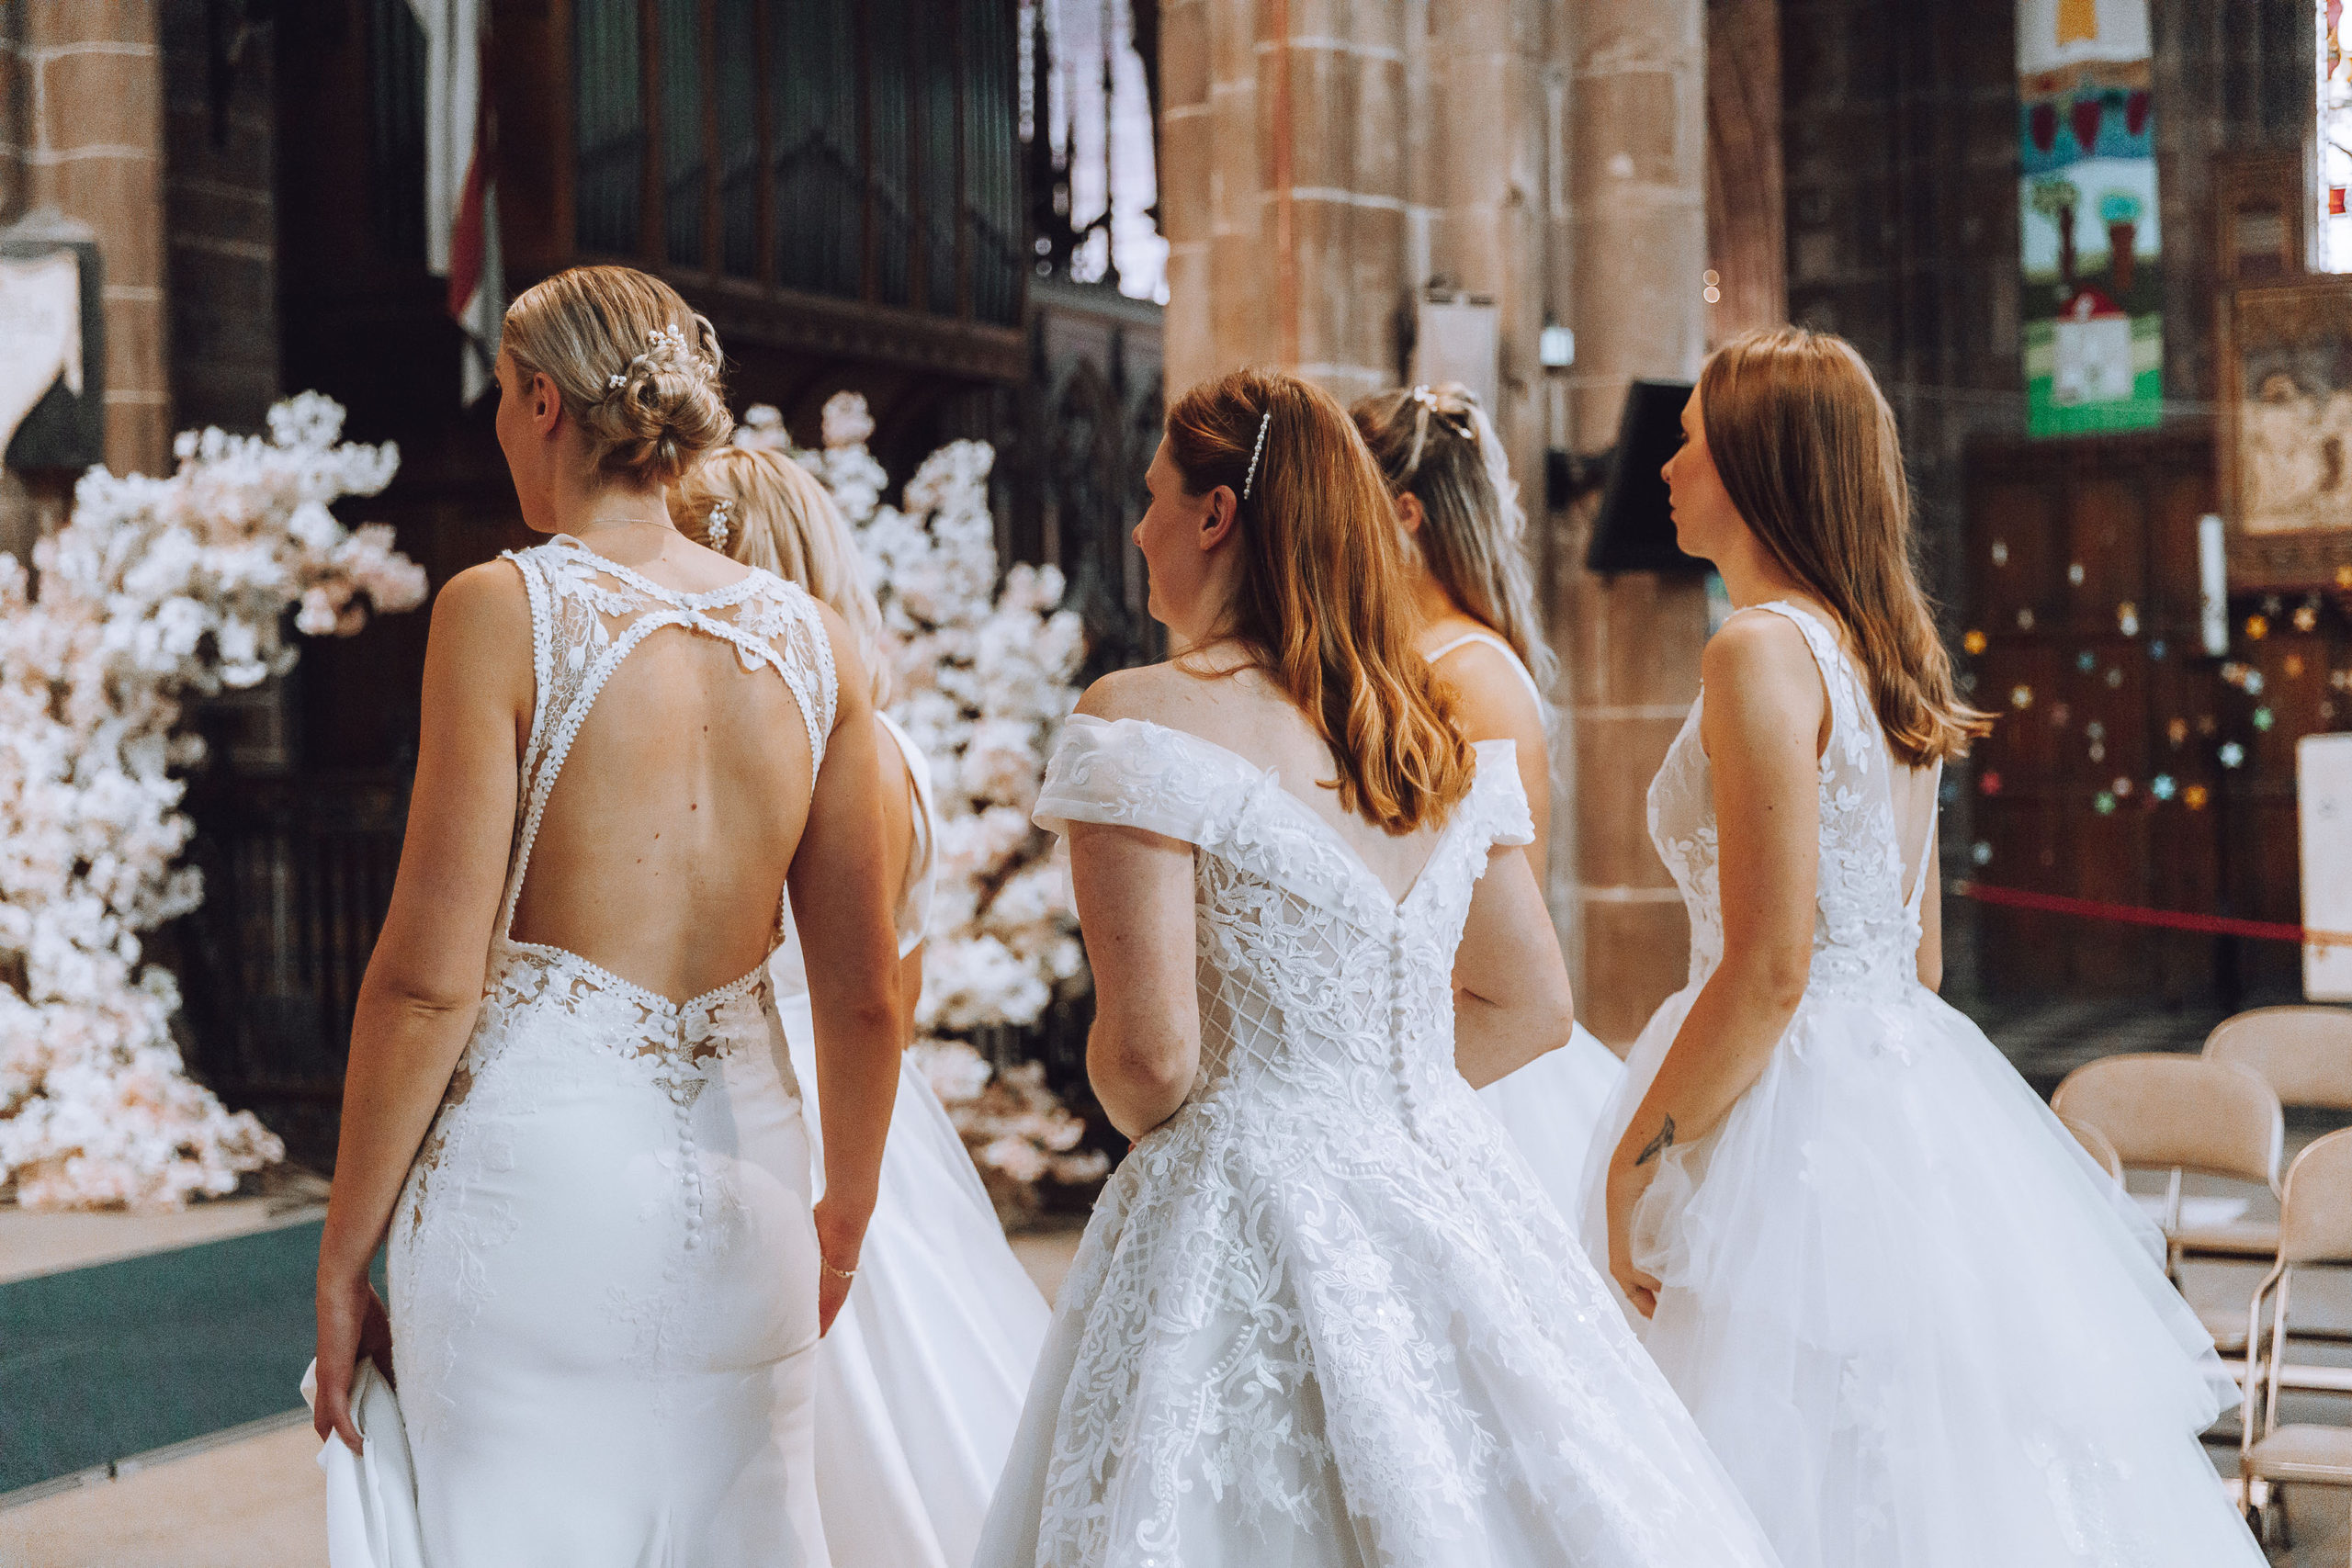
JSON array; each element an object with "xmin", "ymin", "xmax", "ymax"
[
  {"xmin": 669, "ymin": 446, "xmax": 892, "ymax": 706},
  {"xmin": 1163, "ymin": 368, "xmax": 1474, "ymax": 835},
  {"xmin": 1699, "ymin": 327, "xmax": 1992, "ymax": 765},
  {"xmin": 1351, "ymin": 382, "xmax": 1557, "ymax": 697}
]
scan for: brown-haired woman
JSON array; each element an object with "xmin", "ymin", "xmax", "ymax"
[
  {"xmin": 1586, "ymin": 327, "xmax": 2262, "ymax": 1567},
  {"xmin": 1352, "ymin": 382, "xmax": 1625, "ymax": 1225},
  {"xmin": 975, "ymin": 368, "xmax": 1778, "ymax": 1568},
  {"xmin": 312, "ymin": 265, "xmax": 905, "ymax": 1564}
]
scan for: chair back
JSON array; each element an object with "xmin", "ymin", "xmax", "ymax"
[
  {"xmin": 2052, "ymin": 1055, "xmax": 2282, "ymax": 1189},
  {"xmin": 2207, "ymin": 1007, "xmax": 2352, "ymax": 1111},
  {"xmin": 2058, "ymin": 1115, "xmax": 2126, "ymax": 1183},
  {"xmin": 2280, "ymin": 1128, "xmax": 2352, "ymax": 1266}
]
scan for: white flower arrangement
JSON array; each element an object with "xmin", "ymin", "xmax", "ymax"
[
  {"xmin": 738, "ymin": 395, "xmax": 1108, "ymax": 1216},
  {"xmin": 0, "ymin": 393, "xmax": 427, "ymax": 1209}
]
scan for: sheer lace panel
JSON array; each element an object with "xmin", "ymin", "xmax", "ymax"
[{"xmin": 1647, "ymin": 601, "xmax": 1927, "ymax": 998}]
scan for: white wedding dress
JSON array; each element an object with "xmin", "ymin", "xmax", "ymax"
[
  {"xmin": 1426, "ymin": 628, "xmax": 1624, "ymax": 1218},
  {"xmin": 1579, "ymin": 601, "xmax": 2261, "ymax": 1568},
  {"xmin": 389, "ymin": 538, "xmax": 840, "ymax": 1567},
  {"xmin": 976, "ymin": 715, "xmax": 1778, "ymax": 1568},
  {"xmin": 773, "ymin": 711, "xmax": 1050, "ymax": 1568}
]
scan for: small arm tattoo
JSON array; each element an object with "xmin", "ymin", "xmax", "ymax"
[{"xmin": 1634, "ymin": 1114, "xmax": 1676, "ymax": 1168}]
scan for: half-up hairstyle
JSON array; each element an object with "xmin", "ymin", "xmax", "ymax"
[
  {"xmin": 502, "ymin": 265, "xmax": 733, "ymax": 489},
  {"xmin": 1699, "ymin": 327, "xmax": 1992, "ymax": 765},
  {"xmin": 1164, "ymin": 367, "xmax": 1475, "ymax": 835},
  {"xmin": 670, "ymin": 445, "xmax": 892, "ymax": 706},
  {"xmin": 1351, "ymin": 382, "xmax": 1558, "ymax": 697}
]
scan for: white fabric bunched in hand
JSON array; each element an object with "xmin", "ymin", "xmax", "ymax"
[{"xmin": 300, "ymin": 1357, "xmax": 426, "ymax": 1568}]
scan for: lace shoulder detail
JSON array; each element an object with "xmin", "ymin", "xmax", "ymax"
[
  {"xmin": 1466, "ymin": 739, "xmax": 1535, "ymax": 850},
  {"xmin": 1034, "ymin": 714, "xmax": 1259, "ymax": 848}
]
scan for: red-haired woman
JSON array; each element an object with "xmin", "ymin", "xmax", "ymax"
[
  {"xmin": 974, "ymin": 369, "xmax": 1777, "ymax": 1568},
  {"xmin": 1587, "ymin": 327, "xmax": 2263, "ymax": 1567}
]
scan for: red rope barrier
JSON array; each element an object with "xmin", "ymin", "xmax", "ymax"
[{"xmin": 1951, "ymin": 880, "xmax": 2352, "ymax": 950}]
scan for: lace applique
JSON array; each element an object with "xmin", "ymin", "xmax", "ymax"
[{"xmin": 1645, "ymin": 602, "xmax": 1931, "ymax": 1006}]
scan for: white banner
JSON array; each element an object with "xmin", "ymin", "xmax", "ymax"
[
  {"xmin": 0, "ymin": 252, "xmax": 83, "ymax": 454},
  {"xmin": 2302, "ymin": 732, "xmax": 2352, "ymax": 1001}
]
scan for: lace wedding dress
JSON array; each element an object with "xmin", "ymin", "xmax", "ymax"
[
  {"xmin": 974, "ymin": 716, "xmax": 1778, "ymax": 1568},
  {"xmin": 1425, "ymin": 628, "xmax": 1625, "ymax": 1221},
  {"xmin": 772, "ymin": 712, "xmax": 1050, "ymax": 1568},
  {"xmin": 388, "ymin": 537, "xmax": 840, "ymax": 1567},
  {"xmin": 1578, "ymin": 602, "xmax": 2262, "ymax": 1568}
]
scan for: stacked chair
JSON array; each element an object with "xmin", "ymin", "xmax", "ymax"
[{"xmin": 2236, "ymin": 1126, "xmax": 2352, "ymax": 1544}]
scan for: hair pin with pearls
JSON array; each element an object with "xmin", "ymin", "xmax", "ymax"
[
  {"xmin": 1241, "ymin": 409, "xmax": 1272, "ymax": 501},
  {"xmin": 707, "ymin": 499, "xmax": 732, "ymax": 550}
]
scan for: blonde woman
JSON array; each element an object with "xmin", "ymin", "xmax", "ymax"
[
  {"xmin": 312, "ymin": 266, "xmax": 903, "ymax": 1565},
  {"xmin": 1585, "ymin": 329, "xmax": 2261, "ymax": 1567},
  {"xmin": 672, "ymin": 446, "xmax": 1047, "ymax": 1568},
  {"xmin": 976, "ymin": 369, "xmax": 1777, "ymax": 1568},
  {"xmin": 1352, "ymin": 383, "xmax": 1624, "ymax": 1222}
]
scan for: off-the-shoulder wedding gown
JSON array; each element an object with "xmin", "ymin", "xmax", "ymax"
[
  {"xmin": 388, "ymin": 537, "xmax": 840, "ymax": 1566},
  {"xmin": 975, "ymin": 716, "xmax": 1778, "ymax": 1568}
]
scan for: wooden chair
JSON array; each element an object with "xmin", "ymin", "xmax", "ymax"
[
  {"xmin": 2207, "ymin": 1006, "xmax": 2352, "ymax": 1113},
  {"xmin": 2051, "ymin": 1055, "xmax": 2283, "ymax": 1274},
  {"xmin": 2240, "ymin": 1128, "xmax": 2352, "ymax": 1545}
]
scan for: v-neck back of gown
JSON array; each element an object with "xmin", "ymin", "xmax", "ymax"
[{"xmin": 387, "ymin": 536, "xmax": 843, "ymax": 1568}]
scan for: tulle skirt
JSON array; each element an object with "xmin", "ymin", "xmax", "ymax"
[
  {"xmin": 782, "ymin": 996, "xmax": 1050, "ymax": 1568},
  {"xmin": 1579, "ymin": 976, "xmax": 2262, "ymax": 1568},
  {"xmin": 1477, "ymin": 1021, "xmax": 1622, "ymax": 1227}
]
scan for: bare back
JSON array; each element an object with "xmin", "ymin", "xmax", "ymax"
[{"xmin": 500, "ymin": 536, "xmax": 838, "ymax": 1004}]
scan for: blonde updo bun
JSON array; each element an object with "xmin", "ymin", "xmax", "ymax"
[{"xmin": 502, "ymin": 265, "xmax": 733, "ymax": 488}]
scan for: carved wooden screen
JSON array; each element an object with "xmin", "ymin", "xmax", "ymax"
[{"xmin": 568, "ymin": 0, "xmax": 1024, "ymax": 329}]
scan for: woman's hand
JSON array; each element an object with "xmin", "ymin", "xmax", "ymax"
[
  {"xmin": 1604, "ymin": 1158, "xmax": 1663, "ymax": 1318},
  {"xmin": 313, "ymin": 1269, "xmax": 395, "ymax": 1453},
  {"xmin": 813, "ymin": 1195, "xmax": 867, "ymax": 1336}
]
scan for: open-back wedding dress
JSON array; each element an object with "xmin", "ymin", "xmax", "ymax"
[
  {"xmin": 976, "ymin": 715, "xmax": 1778, "ymax": 1568},
  {"xmin": 388, "ymin": 536, "xmax": 841, "ymax": 1566}
]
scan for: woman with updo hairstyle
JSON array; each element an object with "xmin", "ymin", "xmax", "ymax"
[
  {"xmin": 672, "ymin": 445, "xmax": 1049, "ymax": 1568},
  {"xmin": 1351, "ymin": 381, "xmax": 1625, "ymax": 1231},
  {"xmin": 1584, "ymin": 327, "xmax": 2263, "ymax": 1567},
  {"xmin": 975, "ymin": 368, "xmax": 1778, "ymax": 1568},
  {"xmin": 315, "ymin": 265, "xmax": 905, "ymax": 1566}
]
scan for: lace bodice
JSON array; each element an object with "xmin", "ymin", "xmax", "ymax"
[
  {"xmin": 1647, "ymin": 600, "xmax": 1937, "ymax": 998},
  {"xmin": 1036, "ymin": 716, "xmax": 1532, "ymax": 1121}
]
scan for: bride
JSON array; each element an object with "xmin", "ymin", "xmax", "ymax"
[
  {"xmin": 1586, "ymin": 327, "xmax": 2262, "ymax": 1566},
  {"xmin": 975, "ymin": 368, "xmax": 1777, "ymax": 1567},
  {"xmin": 672, "ymin": 444, "xmax": 1049, "ymax": 1568},
  {"xmin": 311, "ymin": 265, "xmax": 904, "ymax": 1567},
  {"xmin": 1351, "ymin": 382, "xmax": 1625, "ymax": 1213}
]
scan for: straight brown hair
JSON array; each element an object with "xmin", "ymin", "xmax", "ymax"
[
  {"xmin": 1163, "ymin": 368, "xmax": 1474, "ymax": 835},
  {"xmin": 1699, "ymin": 327, "xmax": 1992, "ymax": 766}
]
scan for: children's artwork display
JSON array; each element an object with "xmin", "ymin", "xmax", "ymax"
[{"xmin": 2018, "ymin": 0, "xmax": 2164, "ymax": 436}]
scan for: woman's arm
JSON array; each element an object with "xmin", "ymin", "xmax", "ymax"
[
  {"xmin": 1917, "ymin": 831, "xmax": 1943, "ymax": 992},
  {"xmin": 1069, "ymin": 817, "xmax": 1200, "ymax": 1139},
  {"xmin": 314, "ymin": 562, "xmax": 532, "ymax": 1450},
  {"xmin": 1602, "ymin": 614, "xmax": 1826, "ymax": 1315},
  {"xmin": 789, "ymin": 612, "xmax": 908, "ymax": 1335},
  {"xmin": 1453, "ymin": 846, "xmax": 1576, "ymax": 1089},
  {"xmin": 1435, "ymin": 641, "xmax": 1552, "ymax": 886}
]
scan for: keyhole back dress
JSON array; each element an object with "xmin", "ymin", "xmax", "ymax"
[{"xmin": 388, "ymin": 536, "xmax": 843, "ymax": 1568}]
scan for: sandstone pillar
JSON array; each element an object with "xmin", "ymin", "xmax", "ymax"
[
  {"xmin": 20, "ymin": 0, "xmax": 170, "ymax": 476},
  {"xmin": 1555, "ymin": 0, "xmax": 1713, "ymax": 1044}
]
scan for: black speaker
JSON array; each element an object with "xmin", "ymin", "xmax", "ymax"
[{"xmin": 1584, "ymin": 378, "xmax": 1705, "ymax": 574}]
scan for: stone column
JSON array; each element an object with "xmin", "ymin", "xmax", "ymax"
[
  {"xmin": 1557, "ymin": 0, "xmax": 1713, "ymax": 1044},
  {"xmin": 21, "ymin": 0, "xmax": 170, "ymax": 476}
]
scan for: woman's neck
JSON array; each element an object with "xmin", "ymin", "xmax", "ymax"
[
  {"xmin": 1408, "ymin": 563, "xmax": 1465, "ymax": 631},
  {"xmin": 548, "ymin": 473, "xmax": 675, "ymax": 556},
  {"xmin": 1713, "ymin": 540, "xmax": 1815, "ymax": 615}
]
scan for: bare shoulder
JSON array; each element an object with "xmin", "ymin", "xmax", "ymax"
[
  {"xmin": 1076, "ymin": 660, "xmax": 1215, "ymax": 726},
  {"xmin": 430, "ymin": 558, "xmax": 531, "ymax": 643},
  {"xmin": 1432, "ymin": 637, "xmax": 1544, "ymax": 741},
  {"xmin": 1702, "ymin": 608, "xmax": 1824, "ymax": 701}
]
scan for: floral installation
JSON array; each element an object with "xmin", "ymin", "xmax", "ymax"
[
  {"xmin": 0, "ymin": 393, "xmax": 427, "ymax": 1209},
  {"xmin": 737, "ymin": 396, "xmax": 1107, "ymax": 1217}
]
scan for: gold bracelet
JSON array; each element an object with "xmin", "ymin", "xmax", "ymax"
[{"xmin": 821, "ymin": 1258, "xmax": 857, "ymax": 1281}]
